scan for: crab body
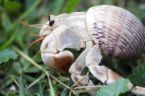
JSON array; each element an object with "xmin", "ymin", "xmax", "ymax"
[{"xmin": 40, "ymin": 5, "xmax": 145, "ymax": 95}]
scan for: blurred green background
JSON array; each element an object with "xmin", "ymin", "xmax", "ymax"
[{"xmin": 1, "ymin": 0, "xmax": 145, "ymax": 96}]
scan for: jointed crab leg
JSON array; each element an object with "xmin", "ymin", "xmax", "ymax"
[
  {"xmin": 86, "ymin": 45, "xmax": 145, "ymax": 95},
  {"xmin": 69, "ymin": 44, "xmax": 96, "ymax": 96},
  {"xmin": 69, "ymin": 47, "xmax": 94, "ymax": 86},
  {"xmin": 86, "ymin": 45, "xmax": 120, "ymax": 84}
]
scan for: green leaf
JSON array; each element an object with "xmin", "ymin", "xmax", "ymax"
[
  {"xmin": 1, "ymin": 12, "xmax": 12, "ymax": 31},
  {"xmin": 0, "ymin": 49, "xmax": 18, "ymax": 64},
  {"xmin": 63, "ymin": 0, "xmax": 81, "ymax": 13},
  {"xmin": 53, "ymin": 0, "xmax": 64, "ymax": 14},
  {"xmin": 96, "ymin": 78, "xmax": 130, "ymax": 96},
  {"xmin": 61, "ymin": 80, "xmax": 73, "ymax": 96},
  {"xmin": 104, "ymin": 0, "xmax": 113, "ymax": 5},
  {"xmin": 129, "ymin": 65, "xmax": 145, "ymax": 87},
  {"xmin": 4, "ymin": 91, "xmax": 17, "ymax": 96},
  {"xmin": 4, "ymin": 1, "xmax": 21, "ymax": 12}
]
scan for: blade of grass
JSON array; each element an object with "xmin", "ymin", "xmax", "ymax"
[
  {"xmin": 0, "ymin": 0, "xmax": 41, "ymax": 50},
  {"xmin": 0, "ymin": 26, "xmax": 17, "ymax": 50},
  {"xmin": 1, "ymin": 77, "xmax": 13, "ymax": 89},
  {"xmin": 23, "ymin": 75, "xmax": 35, "ymax": 82},
  {"xmin": 50, "ymin": 75, "xmax": 71, "ymax": 90},
  {"xmin": 27, "ymin": 73, "xmax": 46, "ymax": 89},
  {"xmin": 53, "ymin": 0, "xmax": 64, "ymax": 14},
  {"xmin": 38, "ymin": 82, "xmax": 43, "ymax": 96},
  {"xmin": 63, "ymin": 0, "xmax": 81, "ymax": 13},
  {"xmin": 48, "ymin": 77, "xmax": 56, "ymax": 96},
  {"xmin": 10, "ymin": 75, "xmax": 19, "ymax": 87},
  {"xmin": 18, "ymin": 0, "xmax": 41, "ymax": 20},
  {"xmin": 12, "ymin": 46, "xmax": 45, "ymax": 71},
  {"xmin": 19, "ymin": 75, "xmax": 26, "ymax": 96},
  {"xmin": 12, "ymin": 46, "xmax": 71, "ymax": 90}
]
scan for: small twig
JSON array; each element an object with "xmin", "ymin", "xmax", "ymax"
[
  {"xmin": 69, "ymin": 90, "xmax": 72, "ymax": 96},
  {"xmin": 74, "ymin": 85, "xmax": 102, "ymax": 90},
  {"xmin": 72, "ymin": 85, "xmax": 102, "ymax": 94},
  {"xmin": 73, "ymin": 89, "xmax": 97, "ymax": 94},
  {"xmin": 10, "ymin": 75, "xmax": 19, "ymax": 87},
  {"xmin": 50, "ymin": 75, "xmax": 71, "ymax": 90}
]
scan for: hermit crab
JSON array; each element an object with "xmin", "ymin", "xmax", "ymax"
[{"xmin": 39, "ymin": 5, "xmax": 145, "ymax": 95}]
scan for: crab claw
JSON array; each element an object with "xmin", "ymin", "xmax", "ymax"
[
  {"xmin": 40, "ymin": 28, "xmax": 75, "ymax": 71},
  {"xmin": 41, "ymin": 50, "xmax": 74, "ymax": 71},
  {"xmin": 40, "ymin": 25, "xmax": 85, "ymax": 71}
]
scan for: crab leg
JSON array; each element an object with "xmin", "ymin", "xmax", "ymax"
[
  {"xmin": 69, "ymin": 47, "xmax": 96, "ymax": 96},
  {"xmin": 69, "ymin": 48, "xmax": 94, "ymax": 86},
  {"xmin": 86, "ymin": 45, "xmax": 145, "ymax": 95}
]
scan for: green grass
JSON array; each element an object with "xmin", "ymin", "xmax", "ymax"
[{"xmin": 1, "ymin": 0, "xmax": 145, "ymax": 96}]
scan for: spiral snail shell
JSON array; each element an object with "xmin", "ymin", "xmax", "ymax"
[{"xmin": 86, "ymin": 5, "xmax": 145, "ymax": 59}]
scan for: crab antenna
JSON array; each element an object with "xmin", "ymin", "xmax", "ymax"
[
  {"xmin": 17, "ymin": 21, "xmax": 42, "ymax": 29},
  {"xmin": 28, "ymin": 38, "xmax": 44, "ymax": 48}
]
